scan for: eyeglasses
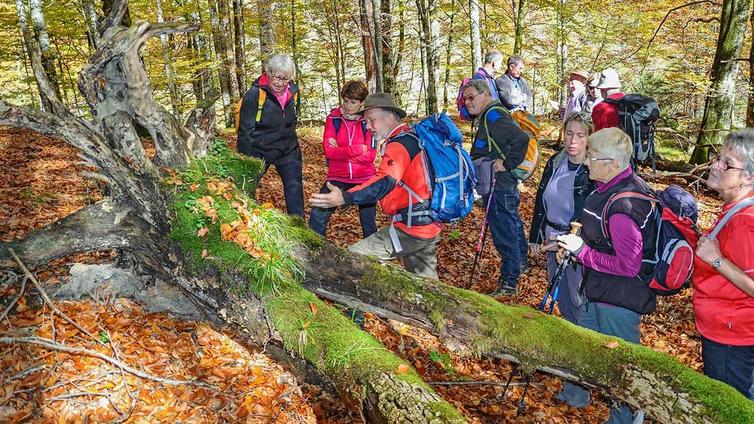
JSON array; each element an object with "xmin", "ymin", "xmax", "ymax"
[
  {"xmin": 710, "ymin": 154, "xmax": 745, "ymax": 172},
  {"xmin": 462, "ymin": 92, "xmax": 481, "ymax": 103},
  {"xmin": 567, "ymin": 111, "xmax": 593, "ymax": 123},
  {"xmin": 585, "ymin": 152, "xmax": 613, "ymax": 162},
  {"xmin": 270, "ymin": 74, "xmax": 291, "ymax": 83}
]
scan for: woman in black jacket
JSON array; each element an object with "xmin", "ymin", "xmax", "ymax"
[
  {"xmin": 528, "ymin": 112, "xmax": 595, "ymax": 323},
  {"xmin": 237, "ymin": 54, "xmax": 304, "ymax": 217}
]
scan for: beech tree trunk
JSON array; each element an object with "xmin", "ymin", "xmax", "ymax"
[
  {"xmin": 232, "ymin": 0, "xmax": 247, "ymax": 93},
  {"xmin": 257, "ymin": 0, "xmax": 275, "ymax": 69},
  {"xmin": 745, "ymin": 1, "xmax": 754, "ymax": 127},
  {"xmin": 469, "ymin": 0, "xmax": 481, "ymax": 73},
  {"xmin": 416, "ymin": 0, "xmax": 438, "ymax": 113},
  {"xmin": 360, "ymin": 0, "xmax": 378, "ymax": 92},
  {"xmin": 512, "ymin": 0, "xmax": 526, "ymax": 55},
  {"xmin": 208, "ymin": 0, "xmax": 233, "ymax": 127},
  {"xmin": 691, "ymin": 0, "xmax": 752, "ymax": 163},
  {"xmin": 155, "ymin": 0, "xmax": 180, "ymax": 117}
]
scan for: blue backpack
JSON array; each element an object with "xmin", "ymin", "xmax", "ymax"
[{"xmin": 408, "ymin": 113, "xmax": 476, "ymax": 223}]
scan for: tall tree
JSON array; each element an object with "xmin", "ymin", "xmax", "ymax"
[
  {"xmin": 257, "ymin": 0, "xmax": 275, "ymax": 69},
  {"xmin": 692, "ymin": 0, "xmax": 752, "ymax": 163},
  {"xmin": 359, "ymin": 0, "xmax": 378, "ymax": 91},
  {"xmin": 232, "ymin": 0, "xmax": 247, "ymax": 93},
  {"xmin": 155, "ymin": 0, "xmax": 180, "ymax": 116},
  {"xmin": 372, "ymin": 0, "xmax": 384, "ymax": 91},
  {"xmin": 217, "ymin": 0, "xmax": 241, "ymax": 103},
  {"xmin": 556, "ymin": 0, "xmax": 568, "ymax": 107},
  {"xmin": 747, "ymin": 3, "xmax": 754, "ymax": 128},
  {"xmin": 469, "ymin": 0, "xmax": 482, "ymax": 73},
  {"xmin": 208, "ymin": 0, "xmax": 233, "ymax": 126},
  {"xmin": 512, "ymin": 0, "xmax": 526, "ymax": 55},
  {"xmin": 442, "ymin": 2, "xmax": 457, "ymax": 112},
  {"xmin": 81, "ymin": 0, "xmax": 99, "ymax": 50},
  {"xmin": 416, "ymin": 0, "xmax": 439, "ymax": 113},
  {"xmin": 381, "ymin": 0, "xmax": 397, "ymax": 95}
]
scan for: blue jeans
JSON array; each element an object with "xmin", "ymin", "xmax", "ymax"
[
  {"xmin": 309, "ymin": 180, "xmax": 377, "ymax": 239},
  {"xmin": 577, "ymin": 302, "xmax": 642, "ymax": 423},
  {"xmin": 702, "ymin": 337, "xmax": 754, "ymax": 400},
  {"xmin": 487, "ymin": 187, "xmax": 527, "ymax": 287}
]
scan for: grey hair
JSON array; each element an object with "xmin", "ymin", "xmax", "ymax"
[
  {"xmin": 725, "ymin": 129, "xmax": 754, "ymax": 177},
  {"xmin": 588, "ymin": 127, "xmax": 633, "ymax": 169},
  {"xmin": 265, "ymin": 54, "xmax": 296, "ymax": 78},
  {"xmin": 507, "ymin": 55, "xmax": 523, "ymax": 67},
  {"xmin": 463, "ymin": 79, "xmax": 490, "ymax": 96},
  {"xmin": 484, "ymin": 49, "xmax": 502, "ymax": 65}
]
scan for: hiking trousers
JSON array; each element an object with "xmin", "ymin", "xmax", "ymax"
[{"xmin": 348, "ymin": 226, "xmax": 440, "ymax": 279}]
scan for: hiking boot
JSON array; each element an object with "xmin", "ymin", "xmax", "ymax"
[{"xmin": 489, "ymin": 284, "xmax": 517, "ymax": 297}]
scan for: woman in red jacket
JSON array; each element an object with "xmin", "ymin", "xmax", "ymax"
[
  {"xmin": 309, "ymin": 80, "xmax": 377, "ymax": 238},
  {"xmin": 694, "ymin": 129, "xmax": 754, "ymax": 400}
]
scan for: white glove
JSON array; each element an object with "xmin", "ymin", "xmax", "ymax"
[{"xmin": 556, "ymin": 234, "xmax": 584, "ymax": 254}]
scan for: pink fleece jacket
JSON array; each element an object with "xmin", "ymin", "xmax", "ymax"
[{"xmin": 322, "ymin": 107, "xmax": 377, "ymax": 184}]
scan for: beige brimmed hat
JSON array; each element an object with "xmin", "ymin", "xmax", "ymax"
[
  {"xmin": 597, "ymin": 68, "xmax": 622, "ymax": 89},
  {"xmin": 570, "ymin": 68, "xmax": 590, "ymax": 81},
  {"xmin": 587, "ymin": 72, "xmax": 601, "ymax": 88},
  {"xmin": 357, "ymin": 92, "xmax": 406, "ymax": 118}
]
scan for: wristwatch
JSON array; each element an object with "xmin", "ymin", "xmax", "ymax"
[{"xmin": 711, "ymin": 257, "xmax": 725, "ymax": 270}]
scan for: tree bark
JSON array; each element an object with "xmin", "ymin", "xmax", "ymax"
[
  {"xmin": 512, "ymin": 0, "xmax": 526, "ymax": 55},
  {"xmin": 381, "ymin": 0, "xmax": 397, "ymax": 95},
  {"xmin": 469, "ymin": 0, "xmax": 482, "ymax": 73},
  {"xmin": 360, "ymin": 0, "xmax": 378, "ymax": 91},
  {"xmin": 746, "ymin": 2, "xmax": 754, "ymax": 127},
  {"xmin": 155, "ymin": 0, "xmax": 180, "ymax": 117},
  {"xmin": 82, "ymin": 0, "xmax": 99, "ymax": 50},
  {"xmin": 257, "ymin": 0, "xmax": 275, "ymax": 69},
  {"xmin": 218, "ymin": 0, "xmax": 241, "ymax": 103},
  {"xmin": 208, "ymin": 0, "xmax": 233, "ymax": 127},
  {"xmin": 232, "ymin": 0, "xmax": 247, "ymax": 93},
  {"xmin": 691, "ymin": 0, "xmax": 752, "ymax": 163},
  {"xmin": 416, "ymin": 0, "xmax": 438, "ymax": 113},
  {"xmin": 29, "ymin": 0, "xmax": 61, "ymax": 101},
  {"xmin": 442, "ymin": 2, "xmax": 456, "ymax": 112},
  {"xmin": 372, "ymin": 0, "xmax": 384, "ymax": 91}
]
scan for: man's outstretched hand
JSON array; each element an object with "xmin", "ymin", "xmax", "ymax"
[{"xmin": 309, "ymin": 182, "xmax": 345, "ymax": 209}]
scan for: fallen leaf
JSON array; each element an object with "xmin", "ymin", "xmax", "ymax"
[
  {"xmin": 197, "ymin": 227, "xmax": 209, "ymax": 237},
  {"xmin": 604, "ymin": 341, "xmax": 620, "ymax": 349},
  {"xmin": 396, "ymin": 364, "xmax": 410, "ymax": 374}
]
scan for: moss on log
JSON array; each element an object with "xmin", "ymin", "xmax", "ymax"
[{"xmin": 169, "ymin": 141, "xmax": 465, "ymax": 423}]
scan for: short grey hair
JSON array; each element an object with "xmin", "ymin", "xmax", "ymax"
[
  {"xmin": 588, "ymin": 127, "xmax": 633, "ymax": 169},
  {"xmin": 725, "ymin": 129, "xmax": 754, "ymax": 177},
  {"xmin": 507, "ymin": 55, "xmax": 523, "ymax": 67},
  {"xmin": 463, "ymin": 79, "xmax": 490, "ymax": 96},
  {"xmin": 265, "ymin": 54, "xmax": 296, "ymax": 78},
  {"xmin": 484, "ymin": 49, "xmax": 502, "ymax": 65}
]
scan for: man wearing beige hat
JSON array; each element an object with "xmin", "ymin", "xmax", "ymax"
[
  {"xmin": 592, "ymin": 68, "xmax": 625, "ymax": 131},
  {"xmin": 310, "ymin": 92, "xmax": 442, "ymax": 279},
  {"xmin": 561, "ymin": 68, "xmax": 590, "ymax": 122}
]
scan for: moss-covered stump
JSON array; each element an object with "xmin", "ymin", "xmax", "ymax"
[{"xmin": 170, "ymin": 141, "xmax": 465, "ymax": 423}]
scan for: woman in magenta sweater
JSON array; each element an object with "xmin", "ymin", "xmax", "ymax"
[{"xmin": 309, "ymin": 80, "xmax": 377, "ymax": 238}]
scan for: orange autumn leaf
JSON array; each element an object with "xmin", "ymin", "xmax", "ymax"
[
  {"xmin": 396, "ymin": 364, "xmax": 410, "ymax": 374},
  {"xmin": 261, "ymin": 202, "xmax": 274, "ymax": 210},
  {"xmin": 197, "ymin": 227, "xmax": 209, "ymax": 237},
  {"xmin": 220, "ymin": 223, "xmax": 234, "ymax": 240},
  {"xmin": 604, "ymin": 341, "xmax": 620, "ymax": 349},
  {"xmin": 190, "ymin": 183, "xmax": 199, "ymax": 192},
  {"xmin": 309, "ymin": 302, "xmax": 318, "ymax": 314}
]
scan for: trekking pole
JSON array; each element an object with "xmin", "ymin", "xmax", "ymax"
[
  {"xmin": 538, "ymin": 222, "xmax": 582, "ymax": 313},
  {"xmin": 516, "ymin": 222, "xmax": 581, "ymax": 416},
  {"xmin": 468, "ymin": 177, "xmax": 497, "ymax": 288}
]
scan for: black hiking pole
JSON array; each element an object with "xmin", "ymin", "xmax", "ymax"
[
  {"xmin": 468, "ymin": 177, "xmax": 497, "ymax": 288},
  {"xmin": 515, "ymin": 222, "xmax": 582, "ymax": 416}
]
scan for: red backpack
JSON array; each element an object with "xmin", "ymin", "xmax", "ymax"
[{"xmin": 601, "ymin": 187, "xmax": 699, "ymax": 296}]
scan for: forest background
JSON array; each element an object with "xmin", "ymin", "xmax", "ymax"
[{"xmin": 2, "ymin": 0, "xmax": 752, "ymax": 160}]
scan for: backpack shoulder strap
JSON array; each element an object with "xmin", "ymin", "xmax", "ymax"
[
  {"xmin": 708, "ymin": 197, "xmax": 754, "ymax": 240},
  {"xmin": 482, "ymin": 105, "xmax": 509, "ymax": 156},
  {"xmin": 256, "ymin": 89, "xmax": 267, "ymax": 124},
  {"xmin": 600, "ymin": 191, "xmax": 658, "ymax": 238}
]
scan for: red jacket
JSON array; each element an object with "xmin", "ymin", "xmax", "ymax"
[
  {"xmin": 322, "ymin": 108, "xmax": 377, "ymax": 183},
  {"xmin": 592, "ymin": 92, "xmax": 624, "ymax": 131},
  {"xmin": 343, "ymin": 125, "xmax": 442, "ymax": 239},
  {"xmin": 693, "ymin": 195, "xmax": 754, "ymax": 346}
]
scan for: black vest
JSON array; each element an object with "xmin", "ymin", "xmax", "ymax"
[{"xmin": 580, "ymin": 172, "xmax": 657, "ymax": 314}]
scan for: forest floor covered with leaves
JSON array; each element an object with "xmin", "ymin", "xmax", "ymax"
[{"xmin": 0, "ymin": 123, "xmax": 723, "ymax": 423}]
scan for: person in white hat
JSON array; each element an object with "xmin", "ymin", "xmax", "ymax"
[{"xmin": 591, "ymin": 68, "xmax": 624, "ymax": 131}]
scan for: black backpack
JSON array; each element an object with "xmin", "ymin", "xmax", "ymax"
[{"xmin": 604, "ymin": 95, "xmax": 660, "ymax": 169}]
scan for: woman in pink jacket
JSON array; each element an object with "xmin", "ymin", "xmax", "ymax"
[{"xmin": 309, "ymin": 80, "xmax": 377, "ymax": 238}]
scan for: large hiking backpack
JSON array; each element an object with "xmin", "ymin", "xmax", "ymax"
[
  {"xmin": 484, "ymin": 107, "xmax": 541, "ymax": 181},
  {"xmin": 404, "ymin": 113, "xmax": 477, "ymax": 223},
  {"xmin": 601, "ymin": 185, "xmax": 699, "ymax": 296},
  {"xmin": 456, "ymin": 77, "xmax": 473, "ymax": 121},
  {"xmin": 604, "ymin": 94, "xmax": 660, "ymax": 168}
]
